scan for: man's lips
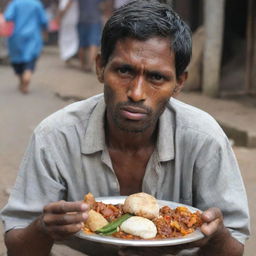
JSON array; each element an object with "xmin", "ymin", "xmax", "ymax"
[{"xmin": 120, "ymin": 106, "xmax": 148, "ymax": 120}]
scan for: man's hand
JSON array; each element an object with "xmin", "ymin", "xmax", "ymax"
[
  {"xmin": 5, "ymin": 200, "xmax": 89, "ymax": 256},
  {"xmin": 118, "ymin": 207, "xmax": 243, "ymax": 256},
  {"xmin": 39, "ymin": 200, "xmax": 89, "ymax": 240},
  {"xmin": 198, "ymin": 207, "xmax": 244, "ymax": 256},
  {"xmin": 200, "ymin": 207, "xmax": 225, "ymax": 237}
]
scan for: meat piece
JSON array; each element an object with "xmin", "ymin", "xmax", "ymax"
[{"xmin": 84, "ymin": 192, "xmax": 96, "ymax": 209}]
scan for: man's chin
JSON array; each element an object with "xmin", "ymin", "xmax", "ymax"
[
  {"xmin": 118, "ymin": 126, "xmax": 147, "ymax": 133},
  {"xmin": 123, "ymin": 129, "xmax": 145, "ymax": 133},
  {"xmin": 116, "ymin": 122, "xmax": 150, "ymax": 133}
]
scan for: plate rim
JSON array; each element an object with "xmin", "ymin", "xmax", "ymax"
[{"xmin": 76, "ymin": 196, "xmax": 204, "ymax": 247}]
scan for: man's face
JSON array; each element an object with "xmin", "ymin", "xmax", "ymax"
[{"xmin": 97, "ymin": 37, "xmax": 183, "ymax": 133}]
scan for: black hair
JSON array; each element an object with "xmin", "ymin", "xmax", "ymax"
[{"xmin": 101, "ymin": 0, "xmax": 192, "ymax": 77}]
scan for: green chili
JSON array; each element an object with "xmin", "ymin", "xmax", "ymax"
[
  {"xmin": 96, "ymin": 213, "xmax": 132, "ymax": 234},
  {"xmin": 102, "ymin": 228, "xmax": 118, "ymax": 236}
]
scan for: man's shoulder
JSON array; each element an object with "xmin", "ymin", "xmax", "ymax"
[
  {"xmin": 168, "ymin": 98, "xmax": 226, "ymax": 140},
  {"xmin": 35, "ymin": 94, "xmax": 104, "ymax": 136}
]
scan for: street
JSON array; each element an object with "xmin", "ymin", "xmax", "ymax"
[{"xmin": 0, "ymin": 47, "xmax": 255, "ymax": 255}]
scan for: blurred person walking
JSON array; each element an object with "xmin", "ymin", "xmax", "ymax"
[
  {"xmin": 57, "ymin": 0, "xmax": 78, "ymax": 64},
  {"xmin": 77, "ymin": 0, "xmax": 111, "ymax": 72},
  {"xmin": 2, "ymin": 0, "xmax": 48, "ymax": 94}
]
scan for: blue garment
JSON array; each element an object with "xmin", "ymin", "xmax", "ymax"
[
  {"xmin": 4, "ymin": 0, "xmax": 48, "ymax": 63},
  {"xmin": 11, "ymin": 58, "xmax": 37, "ymax": 75},
  {"xmin": 78, "ymin": 0, "xmax": 105, "ymax": 24},
  {"xmin": 77, "ymin": 23, "xmax": 101, "ymax": 47}
]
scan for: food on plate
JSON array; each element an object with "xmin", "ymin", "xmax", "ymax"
[
  {"xmin": 85, "ymin": 209, "xmax": 109, "ymax": 232},
  {"xmin": 120, "ymin": 216, "xmax": 157, "ymax": 239},
  {"xmin": 84, "ymin": 193, "xmax": 123, "ymax": 222},
  {"xmin": 123, "ymin": 192, "xmax": 159, "ymax": 219},
  {"xmin": 82, "ymin": 192, "xmax": 202, "ymax": 240},
  {"xmin": 96, "ymin": 213, "xmax": 132, "ymax": 235},
  {"xmin": 84, "ymin": 192, "xmax": 96, "ymax": 209}
]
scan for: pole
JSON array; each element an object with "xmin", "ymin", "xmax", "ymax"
[{"xmin": 202, "ymin": 0, "xmax": 225, "ymax": 97}]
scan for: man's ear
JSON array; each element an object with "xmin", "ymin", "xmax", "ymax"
[
  {"xmin": 173, "ymin": 71, "xmax": 188, "ymax": 97},
  {"xmin": 95, "ymin": 53, "xmax": 104, "ymax": 83}
]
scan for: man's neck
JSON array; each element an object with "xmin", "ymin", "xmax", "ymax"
[{"xmin": 105, "ymin": 122, "xmax": 157, "ymax": 152}]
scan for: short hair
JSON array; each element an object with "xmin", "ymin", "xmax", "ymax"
[{"xmin": 101, "ymin": 0, "xmax": 192, "ymax": 77}]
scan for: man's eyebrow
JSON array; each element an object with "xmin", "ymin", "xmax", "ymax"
[
  {"xmin": 146, "ymin": 69, "xmax": 174, "ymax": 79},
  {"xmin": 111, "ymin": 61, "xmax": 135, "ymax": 71},
  {"xmin": 111, "ymin": 60, "xmax": 132, "ymax": 67},
  {"xmin": 119, "ymin": 63, "xmax": 134, "ymax": 68},
  {"xmin": 111, "ymin": 60, "xmax": 174, "ymax": 77}
]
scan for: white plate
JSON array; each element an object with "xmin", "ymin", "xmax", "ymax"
[{"xmin": 76, "ymin": 196, "xmax": 204, "ymax": 247}]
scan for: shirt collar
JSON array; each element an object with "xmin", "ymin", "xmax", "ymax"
[
  {"xmin": 82, "ymin": 97, "xmax": 106, "ymax": 154},
  {"xmin": 82, "ymin": 98, "xmax": 175, "ymax": 161},
  {"xmin": 156, "ymin": 104, "xmax": 175, "ymax": 162}
]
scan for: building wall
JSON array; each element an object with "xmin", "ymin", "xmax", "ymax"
[{"xmin": 173, "ymin": 0, "xmax": 203, "ymax": 32}]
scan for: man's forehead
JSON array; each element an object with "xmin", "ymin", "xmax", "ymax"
[
  {"xmin": 108, "ymin": 37, "xmax": 175, "ymax": 69},
  {"xmin": 112, "ymin": 37, "xmax": 174, "ymax": 57},
  {"xmin": 116, "ymin": 36, "xmax": 171, "ymax": 47}
]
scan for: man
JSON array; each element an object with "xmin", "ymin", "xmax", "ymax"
[
  {"xmin": 2, "ymin": 0, "xmax": 48, "ymax": 94},
  {"xmin": 1, "ymin": 1, "xmax": 250, "ymax": 255},
  {"xmin": 57, "ymin": 0, "xmax": 79, "ymax": 63},
  {"xmin": 77, "ymin": 0, "xmax": 112, "ymax": 72}
]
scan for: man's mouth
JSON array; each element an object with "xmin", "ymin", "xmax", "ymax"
[{"xmin": 120, "ymin": 106, "xmax": 148, "ymax": 120}]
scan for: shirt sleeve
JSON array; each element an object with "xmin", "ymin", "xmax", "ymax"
[
  {"xmin": 0, "ymin": 130, "xmax": 66, "ymax": 232},
  {"xmin": 193, "ymin": 138, "xmax": 250, "ymax": 244},
  {"xmin": 4, "ymin": 2, "xmax": 16, "ymax": 21},
  {"xmin": 37, "ymin": 2, "xmax": 48, "ymax": 28}
]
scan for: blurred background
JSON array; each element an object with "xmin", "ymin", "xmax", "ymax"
[{"xmin": 0, "ymin": 0, "xmax": 255, "ymax": 255}]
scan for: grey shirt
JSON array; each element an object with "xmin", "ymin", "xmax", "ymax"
[{"xmin": 1, "ymin": 94, "xmax": 250, "ymax": 255}]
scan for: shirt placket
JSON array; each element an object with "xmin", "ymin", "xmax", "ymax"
[
  {"xmin": 101, "ymin": 146, "xmax": 120, "ymax": 195},
  {"xmin": 141, "ymin": 151, "xmax": 161, "ymax": 197}
]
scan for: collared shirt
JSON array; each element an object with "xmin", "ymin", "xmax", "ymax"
[{"xmin": 1, "ymin": 94, "xmax": 250, "ymax": 255}]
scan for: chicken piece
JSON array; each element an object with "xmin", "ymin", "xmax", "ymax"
[
  {"xmin": 123, "ymin": 192, "xmax": 159, "ymax": 219},
  {"xmin": 120, "ymin": 216, "xmax": 157, "ymax": 239},
  {"xmin": 85, "ymin": 209, "xmax": 109, "ymax": 232},
  {"xmin": 84, "ymin": 192, "xmax": 96, "ymax": 209}
]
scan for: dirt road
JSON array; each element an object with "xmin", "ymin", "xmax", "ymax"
[{"xmin": 0, "ymin": 48, "xmax": 254, "ymax": 255}]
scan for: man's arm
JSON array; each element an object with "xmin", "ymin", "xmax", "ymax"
[
  {"xmin": 56, "ymin": 0, "xmax": 73, "ymax": 22},
  {"xmin": 3, "ymin": 1, "xmax": 15, "ymax": 22},
  {"xmin": 5, "ymin": 218, "xmax": 53, "ymax": 256},
  {"xmin": 4, "ymin": 201, "xmax": 88, "ymax": 256}
]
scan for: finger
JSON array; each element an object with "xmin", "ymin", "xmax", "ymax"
[
  {"xmin": 43, "ymin": 212, "xmax": 88, "ymax": 226},
  {"xmin": 201, "ymin": 207, "xmax": 222, "ymax": 223},
  {"xmin": 44, "ymin": 200, "xmax": 88, "ymax": 214},
  {"xmin": 200, "ymin": 217, "xmax": 222, "ymax": 237},
  {"xmin": 48, "ymin": 222, "xmax": 84, "ymax": 240}
]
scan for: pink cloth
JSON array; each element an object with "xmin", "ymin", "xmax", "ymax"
[{"xmin": 0, "ymin": 21, "xmax": 14, "ymax": 37}]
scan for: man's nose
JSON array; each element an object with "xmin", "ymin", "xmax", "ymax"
[{"xmin": 127, "ymin": 76, "xmax": 146, "ymax": 102}]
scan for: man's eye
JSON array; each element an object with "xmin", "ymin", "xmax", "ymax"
[
  {"xmin": 150, "ymin": 73, "xmax": 164, "ymax": 81},
  {"xmin": 117, "ymin": 67, "xmax": 131, "ymax": 74}
]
